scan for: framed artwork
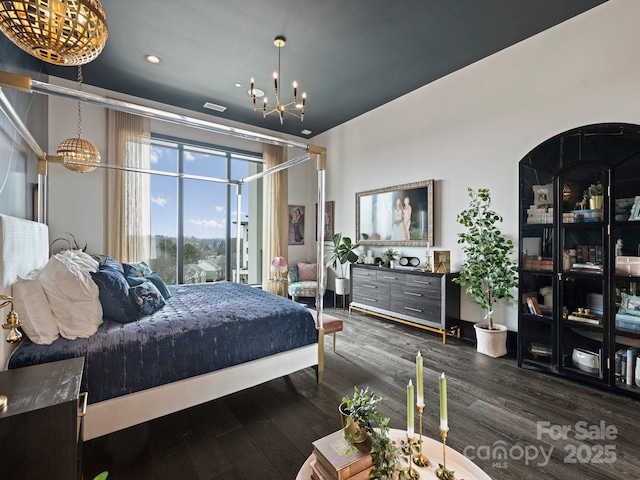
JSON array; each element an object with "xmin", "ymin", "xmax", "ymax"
[
  {"xmin": 356, "ymin": 179, "xmax": 434, "ymax": 246},
  {"xmin": 288, "ymin": 205, "xmax": 305, "ymax": 245},
  {"xmin": 316, "ymin": 201, "xmax": 335, "ymax": 241}
]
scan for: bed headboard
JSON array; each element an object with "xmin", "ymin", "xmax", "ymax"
[{"xmin": 0, "ymin": 214, "xmax": 49, "ymax": 369}]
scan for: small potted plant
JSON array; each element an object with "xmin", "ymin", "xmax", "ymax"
[
  {"xmin": 326, "ymin": 233, "xmax": 360, "ymax": 295},
  {"xmin": 381, "ymin": 248, "xmax": 399, "ymax": 268},
  {"xmin": 340, "ymin": 387, "xmax": 404, "ymax": 480},
  {"xmin": 453, "ymin": 188, "xmax": 518, "ymax": 357},
  {"xmin": 586, "ymin": 182, "xmax": 603, "ymax": 210}
]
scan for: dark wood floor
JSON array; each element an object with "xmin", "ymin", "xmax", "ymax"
[{"xmin": 82, "ymin": 307, "xmax": 640, "ymax": 480}]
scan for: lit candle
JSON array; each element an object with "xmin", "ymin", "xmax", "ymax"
[
  {"xmin": 250, "ymin": 78, "xmax": 255, "ymax": 96},
  {"xmin": 293, "ymin": 80, "xmax": 297, "ymax": 101},
  {"xmin": 407, "ymin": 380, "xmax": 414, "ymax": 438},
  {"xmin": 273, "ymin": 71, "xmax": 278, "ymax": 93},
  {"xmin": 439, "ymin": 373, "xmax": 448, "ymax": 430},
  {"xmin": 263, "ymin": 97, "xmax": 267, "ymax": 114},
  {"xmin": 416, "ymin": 351, "xmax": 424, "ymax": 407}
]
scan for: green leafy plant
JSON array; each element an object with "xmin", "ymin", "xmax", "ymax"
[
  {"xmin": 453, "ymin": 188, "xmax": 518, "ymax": 330},
  {"xmin": 92, "ymin": 472, "xmax": 109, "ymax": 480},
  {"xmin": 381, "ymin": 248, "xmax": 399, "ymax": 268},
  {"xmin": 586, "ymin": 182, "xmax": 603, "ymax": 198},
  {"xmin": 326, "ymin": 233, "xmax": 360, "ymax": 278},
  {"xmin": 341, "ymin": 387, "xmax": 403, "ymax": 480}
]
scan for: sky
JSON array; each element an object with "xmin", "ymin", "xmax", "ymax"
[{"xmin": 150, "ymin": 143, "xmax": 251, "ymax": 239}]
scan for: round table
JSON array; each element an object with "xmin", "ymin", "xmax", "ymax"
[{"xmin": 296, "ymin": 428, "xmax": 491, "ymax": 480}]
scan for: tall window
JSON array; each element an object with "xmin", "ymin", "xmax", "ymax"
[{"xmin": 148, "ymin": 136, "xmax": 262, "ymax": 285}]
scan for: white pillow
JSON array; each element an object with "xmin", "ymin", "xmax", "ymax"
[
  {"xmin": 11, "ymin": 272, "xmax": 59, "ymax": 345},
  {"xmin": 38, "ymin": 254, "xmax": 103, "ymax": 340},
  {"xmin": 59, "ymin": 249, "xmax": 99, "ymax": 272}
]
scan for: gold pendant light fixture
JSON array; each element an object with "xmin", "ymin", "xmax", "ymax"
[
  {"xmin": 0, "ymin": 0, "xmax": 108, "ymax": 65},
  {"xmin": 56, "ymin": 64, "xmax": 100, "ymax": 172},
  {"xmin": 250, "ymin": 36, "xmax": 306, "ymax": 125}
]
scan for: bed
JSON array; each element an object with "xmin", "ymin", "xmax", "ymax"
[{"xmin": 0, "ymin": 214, "xmax": 324, "ymax": 440}]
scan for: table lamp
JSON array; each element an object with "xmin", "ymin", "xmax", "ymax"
[
  {"xmin": 270, "ymin": 256, "xmax": 288, "ymax": 281},
  {"xmin": 0, "ymin": 294, "xmax": 22, "ymax": 408}
]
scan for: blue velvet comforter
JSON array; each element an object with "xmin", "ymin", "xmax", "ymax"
[{"xmin": 9, "ymin": 282, "xmax": 317, "ymax": 403}]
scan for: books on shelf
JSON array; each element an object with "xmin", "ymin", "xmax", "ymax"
[
  {"xmin": 526, "ymin": 297, "xmax": 542, "ymax": 315},
  {"xmin": 312, "ymin": 430, "xmax": 373, "ymax": 480},
  {"xmin": 614, "ymin": 347, "xmax": 639, "ymax": 385}
]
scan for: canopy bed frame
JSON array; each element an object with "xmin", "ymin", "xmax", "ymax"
[{"xmin": 0, "ymin": 71, "xmax": 329, "ymax": 440}]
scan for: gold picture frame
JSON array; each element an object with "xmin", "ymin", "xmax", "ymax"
[{"xmin": 356, "ymin": 179, "xmax": 434, "ymax": 246}]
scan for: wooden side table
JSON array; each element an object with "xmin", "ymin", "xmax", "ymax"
[{"xmin": 0, "ymin": 357, "xmax": 86, "ymax": 480}]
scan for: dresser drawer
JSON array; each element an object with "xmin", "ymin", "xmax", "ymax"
[
  {"xmin": 405, "ymin": 274, "xmax": 441, "ymax": 292},
  {"xmin": 390, "ymin": 296, "xmax": 442, "ymax": 321},
  {"xmin": 376, "ymin": 270, "xmax": 405, "ymax": 285},
  {"xmin": 392, "ymin": 283, "xmax": 440, "ymax": 302},
  {"xmin": 352, "ymin": 290, "xmax": 390, "ymax": 309},
  {"xmin": 352, "ymin": 267, "xmax": 377, "ymax": 281}
]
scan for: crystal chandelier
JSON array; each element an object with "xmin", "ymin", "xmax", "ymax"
[
  {"xmin": 250, "ymin": 36, "xmax": 306, "ymax": 124},
  {"xmin": 0, "ymin": 0, "xmax": 108, "ymax": 65}
]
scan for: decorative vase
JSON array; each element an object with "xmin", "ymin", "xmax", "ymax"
[
  {"xmin": 589, "ymin": 195, "xmax": 603, "ymax": 210},
  {"xmin": 338, "ymin": 402, "xmax": 368, "ymax": 443},
  {"xmin": 474, "ymin": 323, "xmax": 508, "ymax": 358}
]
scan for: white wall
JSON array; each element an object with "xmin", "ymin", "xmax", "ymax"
[{"xmin": 312, "ymin": 0, "xmax": 640, "ymax": 330}]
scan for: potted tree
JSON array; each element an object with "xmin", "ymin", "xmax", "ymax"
[
  {"xmin": 453, "ymin": 188, "xmax": 518, "ymax": 357},
  {"xmin": 326, "ymin": 233, "xmax": 360, "ymax": 295}
]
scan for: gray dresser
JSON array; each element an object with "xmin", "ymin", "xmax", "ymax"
[{"xmin": 349, "ymin": 264, "xmax": 460, "ymax": 343}]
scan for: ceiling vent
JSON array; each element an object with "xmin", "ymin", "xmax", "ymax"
[{"xmin": 203, "ymin": 102, "xmax": 227, "ymax": 112}]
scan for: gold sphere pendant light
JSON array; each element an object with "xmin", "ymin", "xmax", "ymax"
[
  {"xmin": 0, "ymin": 0, "xmax": 108, "ymax": 65},
  {"xmin": 56, "ymin": 64, "xmax": 100, "ymax": 172}
]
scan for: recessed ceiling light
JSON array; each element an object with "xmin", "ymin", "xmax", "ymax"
[
  {"xmin": 203, "ymin": 101, "xmax": 227, "ymax": 112},
  {"xmin": 235, "ymin": 83, "xmax": 242, "ymax": 88},
  {"xmin": 248, "ymin": 87, "xmax": 265, "ymax": 98},
  {"xmin": 301, "ymin": 129, "xmax": 312, "ymax": 135},
  {"xmin": 145, "ymin": 54, "xmax": 161, "ymax": 64}
]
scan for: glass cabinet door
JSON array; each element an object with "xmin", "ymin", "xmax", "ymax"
[
  {"xmin": 519, "ymin": 164, "xmax": 555, "ymax": 369},
  {"xmin": 557, "ymin": 166, "xmax": 607, "ymax": 382},
  {"xmin": 612, "ymin": 154, "xmax": 640, "ymax": 394}
]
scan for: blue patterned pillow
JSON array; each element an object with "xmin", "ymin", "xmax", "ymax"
[
  {"xmin": 131, "ymin": 281, "xmax": 165, "ymax": 316},
  {"xmin": 126, "ymin": 272, "xmax": 172, "ymax": 299},
  {"xmin": 123, "ymin": 261, "xmax": 153, "ymax": 278}
]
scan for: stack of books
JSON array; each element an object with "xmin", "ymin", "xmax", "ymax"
[
  {"xmin": 526, "ymin": 205, "xmax": 553, "ymax": 224},
  {"xmin": 311, "ymin": 430, "xmax": 374, "ymax": 480}
]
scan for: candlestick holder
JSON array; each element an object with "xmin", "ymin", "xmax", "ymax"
[
  {"xmin": 435, "ymin": 427, "xmax": 455, "ymax": 480},
  {"xmin": 412, "ymin": 404, "xmax": 430, "ymax": 467},
  {"xmin": 402, "ymin": 435, "xmax": 420, "ymax": 480},
  {"xmin": 421, "ymin": 254, "xmax": 432, "ymax": 272}
]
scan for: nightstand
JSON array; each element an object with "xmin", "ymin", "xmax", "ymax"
[{"xmin": 0, "ymin": 357, "xmax": 86, "ymax": 480}]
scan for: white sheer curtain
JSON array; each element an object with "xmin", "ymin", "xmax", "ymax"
[
  {"xmin": 262, "ymin": 144, "xmax": 288, "ymax": 293},
  {"xmin": 106, "ymin": 110, "xmax": 151, "ymax": 263}
]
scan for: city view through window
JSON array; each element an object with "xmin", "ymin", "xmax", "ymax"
[{"xmin": 147, "ymin": 138, "xmax": 261, "ymax": 285}]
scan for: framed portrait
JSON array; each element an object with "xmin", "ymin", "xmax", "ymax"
[
  {"xmin": 356, "ymin": 179, "xmax": 434, "ymax": 246},
  {"xmin": 316, "ymin": 201, "xmax": 335, "ymax": 241},
  {"xmin": 288, "ymin": 205, "xmax": 305, "ymax": 245}
]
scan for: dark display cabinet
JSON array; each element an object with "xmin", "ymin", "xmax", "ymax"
[{"xmin": 518, "ymin": 123, "xmax": 640, "ymax": 398}]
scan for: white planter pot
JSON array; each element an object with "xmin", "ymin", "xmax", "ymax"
[
  {"xmin": 335, "ymin": 277, "xmax": 350, "ymax": 295},
  {"xmin": 474, "ymin": 323, "xmax": 508, "ymax": 358}
]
